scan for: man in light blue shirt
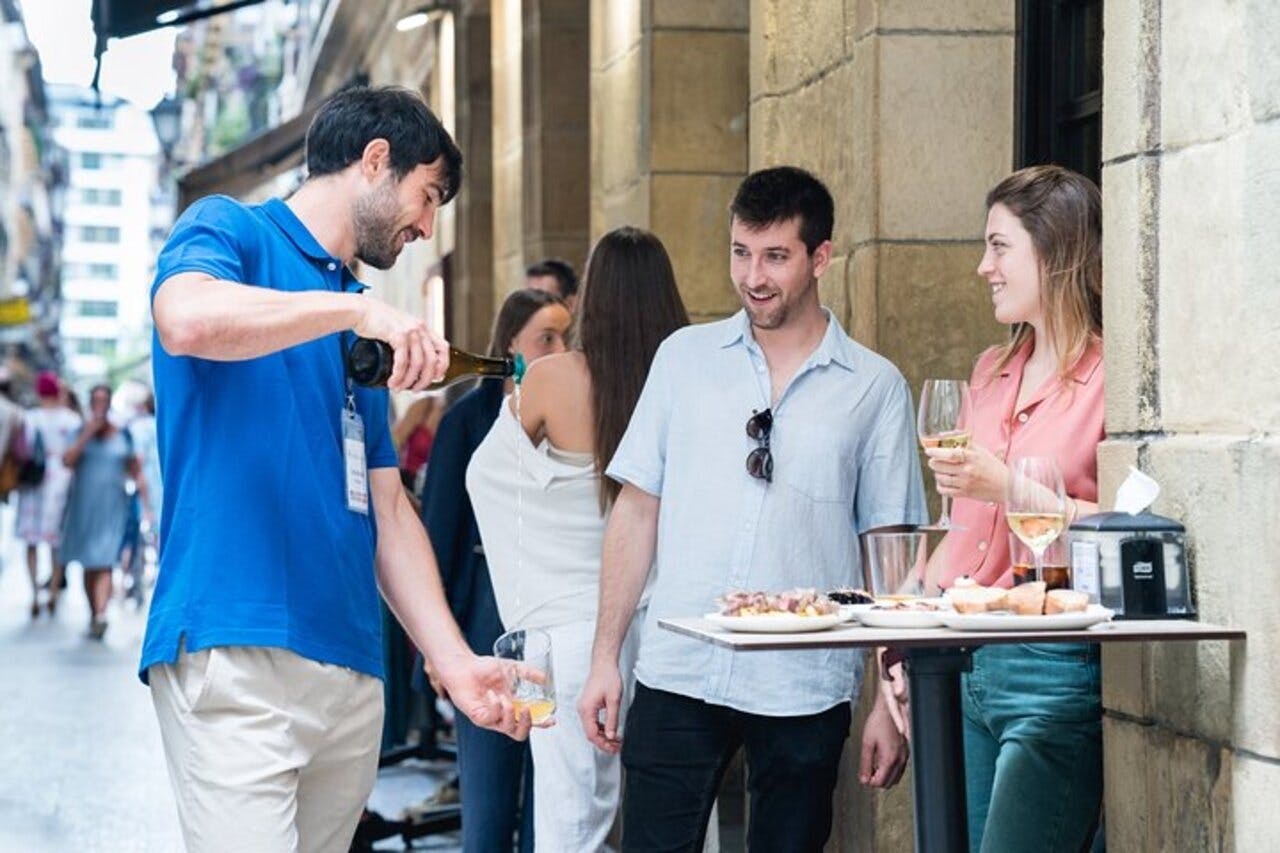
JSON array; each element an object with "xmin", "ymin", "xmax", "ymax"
[{"xmin": 578, "ymin": 166, "xmax": 926, "ymax": 852}]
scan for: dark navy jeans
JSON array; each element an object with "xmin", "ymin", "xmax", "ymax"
[
  {"xmin": 455, "ymin": 711, "xmax": 534, "ymax": 852},
  {"xmin": 962, "ymin": 643, "xmax": 1103, "ymax": 853},
  {"xmin": 620, "ymin": 682, "xmax": 850, "ymax": 853}
]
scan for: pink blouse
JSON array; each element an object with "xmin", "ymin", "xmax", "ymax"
[{"xmin": 939, "ymin": 338, "xmax": 1104, "ymax": 589}]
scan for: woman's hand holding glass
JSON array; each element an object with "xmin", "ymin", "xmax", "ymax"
[{"xmin": 925, "ymin": 441, "xmax": 1010, "ymax": 504}]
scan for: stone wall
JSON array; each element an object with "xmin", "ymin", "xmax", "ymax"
[
  {"xmin": 750, "ymin": 0, "xmax": 1009, "ymax": 408},
  {"xmin": 490, "ymin": 0, "xmax": 591, "ymax": 313},
  {"xmin": 748, "ymin": 2, "xmax": 1015, "ymax": 849},
  {"xmin": 590, "ymin": 0, "xmax": 748, "ymax": 323},
  {"xmin": 1098, "ymin": 1, "xmax": 1280, "ymax": 849}
]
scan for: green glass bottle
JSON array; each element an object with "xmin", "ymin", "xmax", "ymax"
[{"xmin": 347, "ymin": 337, "xmax": 525, "ymax": 388}]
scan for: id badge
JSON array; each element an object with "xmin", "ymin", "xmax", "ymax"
[{"xmin": 342, "ymin": 406, "xmax": 369, "ymax": 515}]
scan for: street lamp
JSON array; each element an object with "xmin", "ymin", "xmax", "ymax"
[{"xmin": 150, "ymin": 95, "xmax": 182, "ymax": 165}]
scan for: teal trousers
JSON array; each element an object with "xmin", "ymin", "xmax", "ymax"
[{"xmin": 961, "ymin": 643, "xmax": 1103, "ymax": 853}]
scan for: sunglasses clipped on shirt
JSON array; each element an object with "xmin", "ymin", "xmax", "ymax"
[{"xmin": 746, "ymin": 408, "xmax": 773, "ymax": 482}]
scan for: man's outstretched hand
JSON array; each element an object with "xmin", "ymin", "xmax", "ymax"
[{"xmin": 434, "ymin": 654, "xmax": 554, "ymax": 740}]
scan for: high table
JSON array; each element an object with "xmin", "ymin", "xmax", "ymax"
[{"xmin": 659, "ymin": 617, "xmax": 1245, "ymax": 853}]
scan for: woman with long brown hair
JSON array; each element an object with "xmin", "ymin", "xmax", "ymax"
[
  {"xmin": 888, "ymin": 165, "xmax": 1105, "ymax": 852},
  {"xmin": 467, "ymin": 227, "xmax": 689, "ymax": 851}
]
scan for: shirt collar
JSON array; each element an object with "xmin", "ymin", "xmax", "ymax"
[
  {"xmin": 997, "ymin": 336, "xmax": 1102, "ymax": 385},
  {"xmin": 719, "ymin": 308, "xmax": 857, "ymax": 372},
  {"xmin": 262, "ymin": 198, "xmax": 339, "ymax": 262},
  {"xmin": 262, "ymin": 198, "xmax": 367, "ymax": 293}
]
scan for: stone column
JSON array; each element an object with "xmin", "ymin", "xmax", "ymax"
[
  {"xmin": 591, "ymin": 0, "xmax": 749, "ymax": 322},
  {"xmin": 491, "ymin": 0, "xmax": 590, "ymax": 308},
  {"xmin": 491, "ymin": 0, "xmax": 526, "ymax": 300},
  {"xmin": 1098, "ymin": 2, "xmax": 1280, "ymax": 849},
  {"xmin": 453, "ymin": 0, "xmax": 495, "ymax": 350}
]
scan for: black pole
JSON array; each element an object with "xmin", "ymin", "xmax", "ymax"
[{"xmin": 904, "ymin": 647, "xmax": 973, "ymax": 853}]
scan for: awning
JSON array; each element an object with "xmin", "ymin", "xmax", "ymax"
[
  {"xmin": 176, "ymin": 99, "xmax": 321, "ymax": 211},
  {"xmin": 91, "ymin": 0, "xmax": 269, "ymax": 41},
  {"xmin": 90, "ymin": 0, "xmax": 268, "ymax": 87}
]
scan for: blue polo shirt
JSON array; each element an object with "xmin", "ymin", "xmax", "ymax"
[{"xmin": 139, "ymin": 195, "xmax": 397, "ymax": 682}]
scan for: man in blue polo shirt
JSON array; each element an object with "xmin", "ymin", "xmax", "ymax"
[{"xmin": 142, "ymin": 86, "xmax": 537, "ymax": 853}]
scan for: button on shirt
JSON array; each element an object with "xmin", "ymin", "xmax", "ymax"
[
  {"xmin": 942, "ymin": 340, "xmax": 1104, "ymax": 589},
  {"xmin": 607, "ymin": 310, "xmax": 926, "ymax": 716}
]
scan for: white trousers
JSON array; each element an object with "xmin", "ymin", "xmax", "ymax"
[
  {"xmin": 150, "ymin": 645, "xmax": 383, "ymax": 853},
  {"xmin": 527, "ymin": 616, "xmax": 639, "ymax": 853}
]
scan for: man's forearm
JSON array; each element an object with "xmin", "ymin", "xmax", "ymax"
[
  {"xmin": 154, "ymin": 274, "xmax": 365, "ymax": 361},
  {"xmin": 374, "ymin": 474, "xmax": 471, "ymax": 669},
  {"xmin": 591, "ymin": 486, "xmax": 659, "ymax": 665}
]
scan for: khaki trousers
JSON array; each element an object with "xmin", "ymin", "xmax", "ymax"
[{"xmin": 149, "ymin": 645, "xmax": 383, "ymax": 853}]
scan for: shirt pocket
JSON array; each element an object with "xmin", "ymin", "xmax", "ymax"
[{"xmin": 777, "ymin": 424, "xmax": 856, "ymax": 504}]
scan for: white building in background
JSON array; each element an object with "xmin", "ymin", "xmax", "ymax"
[{"xmin": 47, "ymin": 83, "xmax": 163, "ymax": 384}]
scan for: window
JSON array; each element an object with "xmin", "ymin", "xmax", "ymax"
[
  {"xmin": 1015, "ymin": 0, "xmax": 1103, "ymax": 186},
  {"xmin": 78, "ymin": 152, "xmax": 122, "ymax": 170},
  {"xmin": 70, "ymin": 300, "xmax": 118, "ymax": 318},
  {"xmin": 78, "ymin": 226, "xmax": 121, "ymax": 244},
  {"xmin": 80, "ymin": 188, "xmax": 123, "ymax": 206},
  {"xmin": 64, "ymin": 262, "xmax": 119, "ymax": 280},
  {"xmin": 76, "ymin": 113, "xmax": 114, "ymax": 130},
  {"xmin": 74, "ymin": 338, "xmax": 117, "ymax": 357}
]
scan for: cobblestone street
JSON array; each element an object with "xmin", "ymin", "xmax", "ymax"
[{"xmin": 0, "ymin": 514, "xmax": 459, "ymax": 852}]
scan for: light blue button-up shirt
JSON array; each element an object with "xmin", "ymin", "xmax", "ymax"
[{"xmin": 608, "ymin": 309, "xmax": 927, "ymax": 716}]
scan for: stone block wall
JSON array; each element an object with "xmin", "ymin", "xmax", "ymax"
[
  {"xmin": 750, "ymin": 0, "xmax": 1009, "ymax": 413},
  {"xmin": 590, "ymin": 0, "xmax": 747, "ymax": 323},
  {"xmin": 1099, "ymin": 0, "xmax": 1280, "ymax": 848}
]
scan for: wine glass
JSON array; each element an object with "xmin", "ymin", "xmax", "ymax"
[
  {"xmin": 864, "ymin": 531, "xmax": 933, "ymax": 601},
  {"xmin": 493, "ymin": 628, "xmax": 556, "ymax": 724},
  {"xmin": 1004, "ymin": 456, "xmax": 1067, "ymax": 584},
  {"xmin": 917, "ymin": 379, "xmax": 972, "ymax": 530}
]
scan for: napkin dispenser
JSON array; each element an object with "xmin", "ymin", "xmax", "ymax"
[{"xmin": 1068, "ymin": 512, "xmax": 1194, "ymax": 619}]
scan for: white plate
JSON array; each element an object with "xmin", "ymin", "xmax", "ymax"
[
  {"xmin": 938, "ymin": 605, "xmax": 1115, "ymax": 632},
  {"xmin": 850, "ymin": 600, "xmax": 950, "ymax": 629},
  {"xmin": 705, "ymin": 611, "xmax": 845, "ymax": 633},
  {"xmin": 838, "ymin": 604, "xmax": 860, "ymax": 623}
]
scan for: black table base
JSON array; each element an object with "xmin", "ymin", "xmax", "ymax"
[{"xmin": 905, "ymin": 646, "xmax": 974, "ymax": 853}]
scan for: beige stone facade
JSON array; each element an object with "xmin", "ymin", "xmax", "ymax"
[
  {"xmin": 188, "ymin": 0, "xmax": 1275, "ymax": 846},
  {"xmin": 1097, "ymin": 1, "xmax": 1280, "ymax": 849}
]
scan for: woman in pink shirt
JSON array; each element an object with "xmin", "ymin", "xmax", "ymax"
[{"xmin": 921, "ymin": 166, "xmax": 1104, "ymax": 852}]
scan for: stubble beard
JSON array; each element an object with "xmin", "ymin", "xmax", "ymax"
[{"xmin": 352, "ymin": 185, "xmax": 403, "ymax": 270}]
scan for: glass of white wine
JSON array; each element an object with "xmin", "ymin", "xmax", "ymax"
[
  {"xmin": 917, "ymin": 378, "xmax": 972, "ymax": 530},
  {"xmin": 493, "ymin": 628, "xmax": 556, "ymax": 724},
  {"xmin": 1004, "ymin": 456, "xmax": 1068, "ymax": 584}
]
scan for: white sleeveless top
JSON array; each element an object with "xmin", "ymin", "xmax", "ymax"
[{"xmin": 466, "ymin": 397, "xmax": 611, "ymax": 630}]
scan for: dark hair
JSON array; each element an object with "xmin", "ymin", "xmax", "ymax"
[
  {"xmin": 525, "ymin": 258, "xmax": 579, "ymax": 298},
  {"xmin": 305, "ymin": 85, "xmax": 463, "ymax": 203},
  {"xmin": 578, "ymin": 227, "xmax": 690, "ymax": 510},
  {"xmin": 985, "ymin": 165, "xmax": 1102, "ymax": 381},
  {"xmin": 487, "ymin": 288, "xmax": 566, "ymax": 358},
  {"xmin": 729, "ymin": 166, "xmax": 834, "ymax": 253},
  {"xmin": 89, "ymin": 383, "xmax": 112, "ymax": 407}
]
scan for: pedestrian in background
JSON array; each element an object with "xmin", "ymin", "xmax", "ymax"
[
  {"xmin": 61, "ymin": 384, "xmax": 148, "ymax": 639},
  {"xmin": 469, "ymin": 228, "xmax": 689, "ymax": 851},
  {"xmin": 419, "ymin": 286, "xmax": 571, "ymax": 852},
  {"xmin": 525, "ymin": 258, "xmax": 580, "ymax": 312},
  {"xmin": 16, "ymin": 370, "xmax": 81, "ymax": 617}
]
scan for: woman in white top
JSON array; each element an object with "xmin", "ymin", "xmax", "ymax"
[
  {"xmin": 468, "ymin": 227, "xmax": 690, "ymax": 852},
  {"xmin": 16, "ymin": 371, "xmax": 82, "ymax": 617}
]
